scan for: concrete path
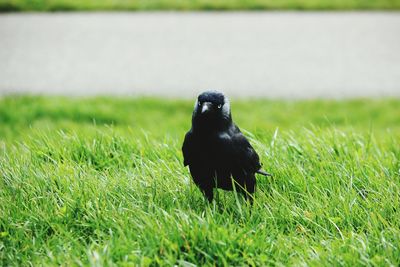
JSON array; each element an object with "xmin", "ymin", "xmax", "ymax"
[{"xmin": 0, "ymin": 12, "xmax": 399, "ymax": 98}]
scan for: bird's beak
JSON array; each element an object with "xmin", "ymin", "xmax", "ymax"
[{"xmin": 201, "ymin": 102, "xmax": 212, "ymax": 114}]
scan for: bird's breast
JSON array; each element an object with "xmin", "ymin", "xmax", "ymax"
[{"xmin": 192, "ymin": 139, "xmax": 230, "ymax": 168}]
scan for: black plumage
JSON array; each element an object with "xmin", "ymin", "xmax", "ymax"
[{"xmin": 182, "ymin": 91, "xmax": 270, "ymax": 202}]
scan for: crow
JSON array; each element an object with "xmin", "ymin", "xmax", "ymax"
[{"xmin": 182, "ymin": 90, "xmax": 271, "ymax": 203}]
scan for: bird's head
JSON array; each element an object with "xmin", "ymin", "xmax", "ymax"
[{"xmin": 192, "ymin": 90, "xmax": 232, "ymax": 132}]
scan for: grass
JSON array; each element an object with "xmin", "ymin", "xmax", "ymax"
[
  {"xmin": 0, "ymin": 95, "xmax": 399, "ymax": 266},
  {"xmin": 1, "ymin": 0, "xmax": 400, "ymax": 11}
]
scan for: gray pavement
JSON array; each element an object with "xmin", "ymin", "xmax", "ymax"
[{"xmin": 0, "ymin": 12, "xmax": 399, "ymax": 98}]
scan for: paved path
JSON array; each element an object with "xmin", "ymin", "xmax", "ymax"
[{"xmin": 0, "ymin": 12, "xmax": 399, "ymax": 98}]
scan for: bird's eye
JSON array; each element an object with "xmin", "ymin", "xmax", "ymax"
[{"xmin": 217, "ymin": 104, "xmax": 222, "ymax": 109}]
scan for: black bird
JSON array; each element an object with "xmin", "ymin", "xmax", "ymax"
[{"xmin": 182, "ymin": 90, "xmax": 271, "ymax": 203}]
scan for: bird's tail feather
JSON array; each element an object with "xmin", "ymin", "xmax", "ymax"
[{"xmin": 256, "ymin": 169, "xmax": 272, "ymax": 177}]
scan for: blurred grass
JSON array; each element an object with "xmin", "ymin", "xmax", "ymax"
[
  {"xmin": 1, "ymin": 96, "xmax": 400, "ymax": 141},
  {"xmin": 1, "ymin": 96, "xmax": 400, "ymax": 265},
  {"xmin": 1, "ymin": 0, "xmax": 400, "ymax": 11}
]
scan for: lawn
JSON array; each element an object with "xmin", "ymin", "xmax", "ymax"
[
  {"xmin": 1, "ymin": 0, "xmax": 400, "ymax": 11},
  {"xmin": 0, "ymin": 96, "xmax": 399, "ymax": 266}
]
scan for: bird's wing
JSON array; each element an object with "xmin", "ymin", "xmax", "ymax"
[
  {"xmin": 231, "ymin": 128, "xmax": 262, "ymax": 174},
  {"xmin": 182, "ymin": 130, "xmax": 194, "ymax": 166}
]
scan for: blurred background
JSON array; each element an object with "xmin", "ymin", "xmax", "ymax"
[{"xmin": 0, "ymin": 0, "xmax": 399, "ymax": 98}]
